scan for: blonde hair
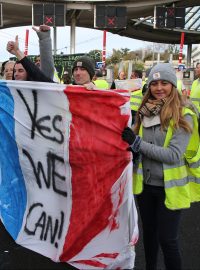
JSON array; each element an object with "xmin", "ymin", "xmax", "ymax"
[{"xmin": 134, "ymin": 86, "xmax": 193, "ymax": 134}]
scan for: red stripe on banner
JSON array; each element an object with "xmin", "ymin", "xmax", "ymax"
[
  {"xmin": 94, "ymin": 252, "xmax": 119, "ymax": 259},
  {"xmin": 109, "ymin": 176, "xmax": 127, "ymax": 231},
  {"xmin": 75, "ymin": 259, "xmax": 107, "ymax": 268},
  {"xmin": 74, "ymin": 252, "xmax": 119, "ymax": 268},
  {"xmin": 61, "ymin": 86, "xmax": 131, "ymax": 261}
]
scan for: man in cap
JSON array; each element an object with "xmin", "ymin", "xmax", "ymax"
[
  {"xmin": 72, "ymin": 56, "xmax": 96, "ymax": 89},
  {"xmin": 61, "ymin": 70, "xmax": 71, "ymax": 84}
]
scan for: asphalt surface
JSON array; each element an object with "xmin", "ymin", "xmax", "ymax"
[
  {"xmin": 0, "ymin": 221, "xmax": 77, "ymax": 270},
  {"xmin": 135, "ymin": 202, "xmax": 200, "ymax": 270},
  {"xmin": 1, "ymin": 202, "xmax": 200, "ymax": 270}
]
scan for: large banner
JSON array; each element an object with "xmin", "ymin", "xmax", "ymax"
[
  {"xmin": 0, "ymin": 81, "xmax": 138, "ymax": 269},
  {"xmin": 115, "ymin": 79, "xmax": 143, "ymax": 92}
]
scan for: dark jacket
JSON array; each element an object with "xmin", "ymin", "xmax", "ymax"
[{"xmin": 13, "ymin": 56, "xmax": 54, "ymax": 83}]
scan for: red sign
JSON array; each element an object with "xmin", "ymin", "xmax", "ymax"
[
  {"xmin": 107, "ymin": 17, "xmax": 115, "ymax": 26},
  {"xmin": 45, "ymin": 16, "xmax": 54, "ymax": 25}
]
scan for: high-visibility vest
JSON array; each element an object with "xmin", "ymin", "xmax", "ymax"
[
  {"xmin": 94, "ymin": 79, "xmax": 109, "ymax": 89},
  {"xmin": 190, "ymin": 79, "xmax": 200, "ymax": 113},
  {"xmin": 133, "ymin": 107, "xmax": 200, "ymax": 210},
  {"xmin": 130, "ymin": 89, "xmax": 143, "ymax": 111},
  {"xmin": 177, "ymin": 79, "xmax": 183, "ymax": 94},
  {"xmin": 142, "ymin": 78, "xmax": 148, "ymax": 87},
  {"xmin": 53, "ymin": 69, "xmax": 60, "ymax": 83}
]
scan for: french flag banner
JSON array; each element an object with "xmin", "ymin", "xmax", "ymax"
[{"xmin": 0, "ymin": 80, "xmax": 138, "ymax": 269}]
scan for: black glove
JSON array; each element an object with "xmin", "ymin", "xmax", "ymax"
[
  {"xmin": 122, "ymin": 127, "xmax": 136, "ymax": 145},
  {"xmin": 142, "ymin": 83, "xmax": 148, "ymax": 96}
]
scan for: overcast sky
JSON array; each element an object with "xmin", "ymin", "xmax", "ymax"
[{"xmin": 0, "ymin": 25, "xmax": 152, "ymax": 61}]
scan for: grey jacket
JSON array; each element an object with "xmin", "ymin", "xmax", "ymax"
[
  {"xmin": 37, "ymin": 30, "xmax": 54, "ymax": 81},
  {"xmin": 139, "ymin": 114, "xmax": 193, "ymax": 186}
]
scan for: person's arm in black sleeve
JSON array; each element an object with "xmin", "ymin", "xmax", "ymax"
[
  {"xmin": 7, "ymin": 35, "xmax": 54, "ymax": 83},
  {"xmin": 110, "ymin": 80, "xmax": 116, "ymax": 89},
  {"xmin": 19, "ymin": 57, "xmax": 54, "ymax": 82}
]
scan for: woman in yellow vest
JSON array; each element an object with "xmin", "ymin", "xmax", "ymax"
[
  {"xmin": 130, "ymin": 70, "xmax": 143, "ymax": 124},
  {"xmin": 122, "ymin": 63, "xmax": 200, "ymax": 270},
  {"xmin": 190, "ymin": 62, "xmax": 200, "ymax": 113}
]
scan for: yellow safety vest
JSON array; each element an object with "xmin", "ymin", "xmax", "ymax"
[
  {"xmin": 190, "ymin": 79, "xmax": 200, "ymax": 113},
  {"xmin": 94, "ymin": 79, "xmax": 109, "ymax": 89},
  {"xmin": 133, "ymin": 107, "xmax": 200, "ymax": 210},
  {"xmin": 130, "ymin": 89, "xmax": 143, "ymax": 111},
  {"xmin": 53, "ymin": 69, "xmax": 60, "ymax": 83},
  {"xmin": 142, "ymin": 78, "xmax": 147, "ymax": 87},
  {"xmin": 177, "ymin": 80, "xmax": 183, "ymax": 94}
]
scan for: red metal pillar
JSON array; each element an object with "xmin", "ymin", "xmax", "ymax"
[
  {"xmin": 24, "ymin": 29, "xmax": 29, "ymax": 56},
  {"xmin": 178, "ymin": 32, "xmax": 185, "ymax": 64},
  {"xmin": 102, "ymin": 30, "xmax": 107, "ymax": 66}
]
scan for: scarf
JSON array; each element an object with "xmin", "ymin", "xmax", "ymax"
[{"xmin": 139, "ymin": 98, "xmax": 168, "ymax": 117}]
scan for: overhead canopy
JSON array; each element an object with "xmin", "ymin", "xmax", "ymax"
[{"xmin": 1, "ymin": 0, "xmax": 200, "ymax": 44}]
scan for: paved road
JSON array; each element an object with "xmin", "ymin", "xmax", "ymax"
[
  {"xmin": 135, "ymin": 202, "xmax": 200, "ymax": 270},
  {"xmin": 1, "ymin": 202, "xmax": 200, "ymax": 269},
  {"xmin": 0, "ymin": 221, "xmax": 77, "ymax": 270}
]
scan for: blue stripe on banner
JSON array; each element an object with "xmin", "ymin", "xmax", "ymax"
[{"xmin": 0, "ymin": 81, "xmax": 27, "ymax": 239}]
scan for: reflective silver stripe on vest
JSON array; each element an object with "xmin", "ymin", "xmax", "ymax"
[
  {"xmin": 164, "ymin": 159, "xmax": 185, "ymax": 169},
  {"xmin": 190, "ymin": 97, "xmax": 200, "ymax": 102},
  {"xmin": 165, "ymin": 176, "xmax": 200, "ymax": 188},
  {"xmin": 165, "ymin": 159, "xmax": 200, "ymax": 169},
  {"xmin": 131, "ymin": 95, "xmax": 142, "ymax": 99},
  {"xmin": 187, "ymin": 159, "xmax": 200, "ymax": 168},
  {"xmin": 136, "ymin": 167, "xmax": 143, "ymax": 175},
  {"xmin": 130, "ymin": 102, "xmax": 140, "ymax": 106}
]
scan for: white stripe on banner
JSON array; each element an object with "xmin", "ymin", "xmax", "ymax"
[
  {"xmin": 0, "ymin": 80, "xmax": 138, "ymax": 269},
  {"xmin": 8, "ymin": 81, "xmax": 72, "ymax": 260}
]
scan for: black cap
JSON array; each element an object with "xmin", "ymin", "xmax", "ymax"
[{"xmin": 72, "ymin": 56, "xmax": 95, "ymax": 80}]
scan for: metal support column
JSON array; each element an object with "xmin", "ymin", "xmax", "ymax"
[
  {"xmin": 70, "ymin": 17, "xmax": 76, "ymax": 54},
  {"xmin": 53, "ymin": 26, "xmax": 57, "ymax": 55}
]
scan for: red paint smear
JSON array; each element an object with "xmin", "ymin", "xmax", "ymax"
[
  {"xmin": 94, "ymin": 252, "xmax": 119, "ymax": 259},
  {"xmin": 130, "ymin": 236, "xmax": 139, "ymax": 246},
  {"xmin": 60, "ymin": 86, "xmax": 131, "ymax": 261},
  {"xmin": 75, "ymin": 259, "xmax": 107, "ymax": 268},
  {"xmin": 109, "ymin": 178, "xmax": 127, "ymax": 231}
]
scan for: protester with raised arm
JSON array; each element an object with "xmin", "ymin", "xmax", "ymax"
[
  {"xmin": 32, "ymin": 24, "xmax": 54, "ymax": 80},
  {"xmin": 7, "ymin": 35, "xmax": 54, "ymax": 82}
]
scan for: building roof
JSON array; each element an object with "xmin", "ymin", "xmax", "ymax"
[{"xmin": 1, "ymin": 0, "xmax": 200, "ymax": 44}]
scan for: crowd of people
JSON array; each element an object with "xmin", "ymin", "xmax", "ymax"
[{"xmin": 1, "ymin": 24, "xmax": 200, "ymax": 270}]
